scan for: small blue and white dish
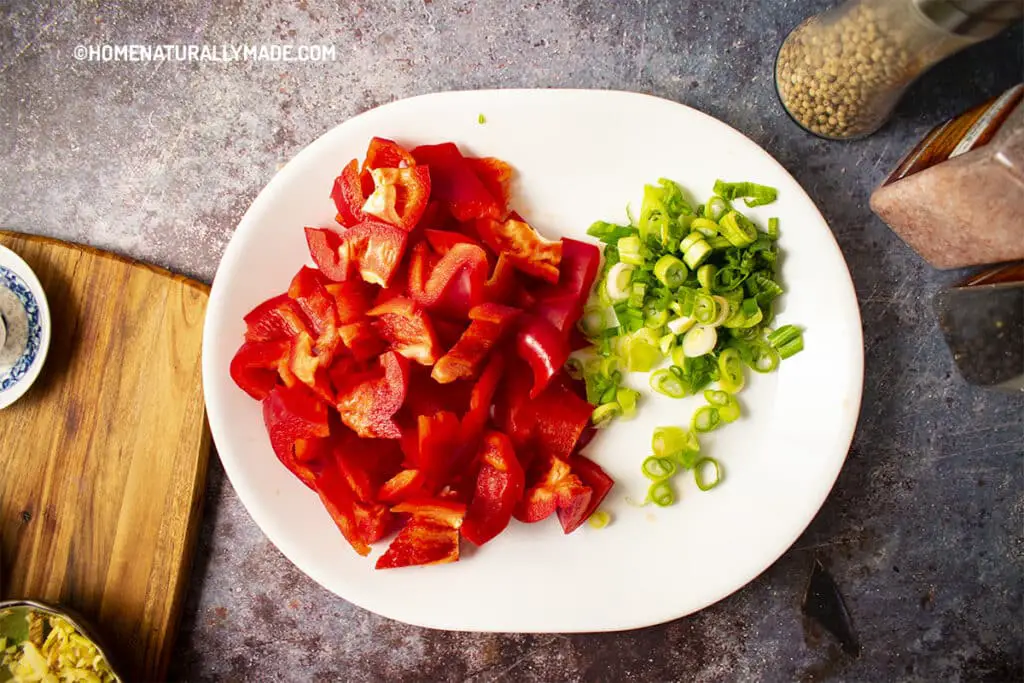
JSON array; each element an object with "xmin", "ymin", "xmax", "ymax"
[{"xmin": 0, "ymin": 244, "xmax": 51, "ymax": 410}]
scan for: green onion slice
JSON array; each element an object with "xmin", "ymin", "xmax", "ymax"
[
  {"xmin": 717, "ymin": 211, "xmax": 758, "ymax": 247},
  {"xmin": 648, "ymin": 480, "xmax": 675, "ymax": 507},
  {"xmin": 691, "ymin": 405, "xmax": 721, "ymax": 433},
  {"xmin": 717, "ymin": 347, "xmax": 745, "ymax": 392},
  {"xmin": 588, "ymin": 510, "xmax": 611, "ymax": 529},
  {"xmin": 713, "ymin": 180, "xmax": 778, "ymax": 207},
  {"xmin": 592, "ymin": 402, "xmax": 622, "ymax": 427},
  {"xmin": 650, "ymin": 368, "xmax": 687, "ymax": 398},
  {"xmin": 654, "ymin": 254, "xmax": 688, "ymax": 288},
  {"xmin": 694, "ymin": 458, "xmax": 723, "ymax": 491},
  {"xmin": 642, "ymin": 455, "xmax": 677, "ymax": 481},
  {"xmin": 690, "ymin": 217, "xmax": 720, "ymax": 237}
]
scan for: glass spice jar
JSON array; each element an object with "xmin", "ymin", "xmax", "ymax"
[{"xmin": 775, "ymin": 0, "xmax": 1022, "ymax": 140}]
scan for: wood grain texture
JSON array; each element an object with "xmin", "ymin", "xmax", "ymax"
[{"xmin": 0, "ymin": 230, "xmax": 210, "ymax": 681}]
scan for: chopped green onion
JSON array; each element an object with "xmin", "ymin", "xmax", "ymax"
[
  {"xmin": 658, "ymin": 332, "xmax": 675, "ymax": 354},
  {"xmin": 642, "ymin": 455, "xmax": 677, "ymax": 480},
  {"xmin": 478, "ymin": 113, "xmax": 487, "ymax": 124},
  {"xmin": 717, "ymin": 347, "xmax": 745, "ymax": 393},
  {"xmin": 683, "ymin": 238, "xmax": 713, "ymax": 269},
  {"xmin": 624, "ymin": 335, "xmax": 661, "ymax": 372},
  {"xmin": 646, "ymin": 310, "xmax": 670, "ymax": 330},
  {"xmin": 617, "ymin": 387, "xmax": 640, "ymax": 417},
  {"xmin": 681, "ymin": 325, "xmax": 717, "ymax": 357},
  {"xmin": 650, "ymin": 368, "xmax": 687, "ymax": 398},
  {"xmin": 704, "ymin": 389, "xmax": 740, "ymax": 422},
  {"xmin": 579, "ymin": 305, "xmax": 612, "ymax": 338},
  {"xmin": 666, "ymin": 315, "xmax": 695, "ymax": 336},
  {"xmin": 767, "ymin": 324, "xmax": 802, "ymax": 349},
  {"xmin": 652, "ymin": 426, "xmax": 691, "ymax": 459},
  {"xmin": 713, "ymin": 180, "xmax": 778, "ymax": 207},
  {"xmin": 705, "ymin": 196, "xmax": 731, "ymax": 221},
  {"xmin": 690, "ymin": 217, "xmax": 720, "ymax": 237},
  {"xmin": 712, "ymin": 265, "xmax": 749, "ymax": 292},
  {"xmin": 588, "ymin": 221, "xmax": 636, "ymax": 245},
  {"xmin": 679, "ymin": 232, "xmax": 704, "ymax": 253},
  {"xmin": 692, "ymin": 292, "xmax": 719, "ymax": 325},
  {"xmin": 648, "ymin": 480, "xmax": 675, "ymax": 506},
  {"xmin": 691, "ymin": 405, "xmax": 721, "ymax": 433},
  {"xmin": 777, "ymin": 336, "xmax": 804, "ymax": 359},
  {"xmin": 717, "ymin": 211, "xmax": 758, "ymax": 247},
  {"xmin": 628, "ymin": 282, "xmax": 646, "ymax": 309},
  {"xmin": 767, "ymin": 217, "xmax": 780, "ymax": 240},
  {"xmin": 748, "ymin": 342, "xmax": 780, "ymax": 373},
  {"xmin": 653, "ymin": 254, "xmax": 688, "ymax": 288},
  {"xmin": 697, "ymin": 264, "xmax": 716, "ymax": 290},
  {"xmin": 566, "ymin": 357, "xmax": 584, "ymax": 380},
  {"xmin": 694, "ymin": 458, "xmax": 723, "ymax": 491},
  {"xmin": 605, "ymin": 262, "xmax": 634, "ymax": 301},
  {"xmin": 618, "ymin": 235, "xmax": 644, "ymax": 266},
  {"xmin": 588, "ymin": 510, "xmax": 611, "ymax": 528},
  {"xmin": 707, "ymin": 235, "xmax": 732, "ymax": 250},
  {"xmin": 707, "ymin": 295, "xmax": 731, "ymax": 327},
  {"xmin": 592, "ymin": 402, "xmax": 622, "ymax": 427}
]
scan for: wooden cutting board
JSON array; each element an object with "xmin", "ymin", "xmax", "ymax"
[{"xmin": 0, "ymin": 230, "xmax": 210, "ymax": 681}]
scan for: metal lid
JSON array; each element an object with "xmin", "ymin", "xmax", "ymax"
[{"xmin": 914, "ymin": 0, "xmax": 1023, "ymax": 39}]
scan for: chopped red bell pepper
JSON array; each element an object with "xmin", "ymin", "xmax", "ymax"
[
  {"xmin": 559, "ymin": 455, "xmax": 613, "ymax": 533},
  {"xmin": 375, "ymin": 517, "xmax": 460, "ymax": 569},
  {"xmin": 287, "ymin": 331, "xmax": 335, "ymax": 402},
  {"xmin": 424, "ymin": 228, "xmax": 482, "ymax": 254},
  {"xmin": 404, "ymin": 365, "xmax": 472, "ymax": 418},
  {"xmin": 304, "ymin": 221, "xmax": 408, "ymax": 287},
  {"xmin": 315, "ymin": 457, "xmax": 393, "ymax": 556},
  {"xmin": 411, "ymin": 410, "xmax": 462, "ymax": 491},
  {"xmin": 475, "ymin": 215, "xmax": 562, "ymax": 284},
  {"xmin": 431, "ymin": 303, "xmax": 521, "ymax": 384},
  {"xmin": 243, "ymin": 294, "xmax": 312, "ymax": 343},
  {"xmin": 515, "ymin": 314, "xmax": 570, "ymax": 398},
  {"xmin": 332, "ymin": 431, "xmax": 403, "ymax": 503},
  {"xmin": 484, "ymin": 253, "xmax": 518, "ymax": 305},
  {"xmin": 514, "ymin": 454, "xmax": 592, "ymax": 526},
  {"xmin": 262, "ymin": 383, "xmax": 330, "ymax": 489},
  {"xmin": 462, "ymin": 431, "xmax": 525, "ymax": 546},
  {"xmin": 324, "ymin": 280, "xmax": 372, "ymax": 324},
  {"xmin": 363, "ymin": 137, "xmax": 416, "ymax": 170},
  {"xmin": 462, "ymin": 353, "xmax": 505, "ymax": 441},
  {"xmin": 378, "ymin": 468, "xmax": 427, "ymax": 503},
  {"xmin": 230, "ymin": 338, "xmax": 291, "ymax": 399},
  {"xmin": 417, "ymin": 199, "xmax": 456, "ymax": 232},
  {"xmin": 335, "ymin": 351, "xmax": 410, "ymax": 439},
  {"xmin": 531, "ymin": 371, "xmax": 595, "ymax": 461},
  {"xmin": 411, "ymin": 143, "xmax": 502, "ymax": 221},
  {"xmin": 407, "ymin": 241, "xmax": 489, "ymax": 319},
  {"xmin": 532, "ymin": 293, "xmax": 580, "ymax": 339},
  {"xmin": 491, "ymin": 357, "xmax": 537, "ymax": 447},
  {"xmin": 337, "ymin": 320, "xmax": 387, "ymax": 362},
  {"xmin": 367, "ymin": 296, "xmax": 442, "ymax": 366},
  {"xmin": 466, "ymin": 156, "xmax": 512, "ymax": 211},
  {"xmin": 288, "ymin": 266, "xmax": 343, "ymax": 363},
  {"xmin": 331, "ymin": 159, "xmax": 367, "ymax": 227},
  {"xmin": 360, "ymin": 166, "xmax": 431, "ymax": 232}
]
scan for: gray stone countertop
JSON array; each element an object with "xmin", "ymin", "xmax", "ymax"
[{"xmin": 2, "ymin": 1, "xmax": 1022, "ymax": 681}]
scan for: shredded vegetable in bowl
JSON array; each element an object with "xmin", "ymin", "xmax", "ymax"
[
  {"xmin": 579, "ymin": 177, "xmax": 804, "ymax": 505},
  {"xmin": 0, "ymin": 607, "xmax": 118, "ymax": 683}
]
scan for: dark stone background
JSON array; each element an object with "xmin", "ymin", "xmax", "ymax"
[{"xmin": 2, "ymin": 1, "xmax": 1021, "ymax": 680}]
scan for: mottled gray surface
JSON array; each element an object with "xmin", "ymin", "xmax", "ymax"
[{"xmin": 2, "ymin": 1, "xmax": 1023, "ymax": 681}]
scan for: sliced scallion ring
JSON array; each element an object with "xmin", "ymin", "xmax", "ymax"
[{"xmin": 694, "ymin": 457, "xmax": 723, "ymax": 491}]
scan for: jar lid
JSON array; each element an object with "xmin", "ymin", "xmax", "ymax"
[{"xmin": 914, "ymin": 0, "xmax": 1023, "ymax": 39}]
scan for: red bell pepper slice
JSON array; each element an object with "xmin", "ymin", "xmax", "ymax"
[
  {"xmin": 360, "ymin": 166, "xmax": 431, "ymax": 232},
  {"xmin": 230, "ymin": 338, "xmax": 290, "ymax": 400},
  {"xmin": 407, "ymin": 241, "xmax": 489, "ymax": 320},
  {"xmin": 466, "ymin": 156, "xmax": 512, "ymax": 211},
  {"xmin": 475, "ymin": 215, "xmax": 562, "ymax": 284},
  {"xmin": 330, "ymin": 159, "xmax": 367, "ymax": 227},
  {"xmin": 404, "ymin": 365, "xmax": 472, "ymax": 418},
  {"xmin": 287, "ymin": 331, "xmax": 335, "ymax": 402},
  {"xmin": 315, "ymin": 457, "xmax": 393, "ymax": 556},
  {"xmin": 410, "ymin": 143, "xmax": 502, "ymax": 221},
  {"xmin": 484, "ymin": 253, "xmax": 518, "ymax": 305},
  {"xmin": 335, "ymin": 351, "xmax": 410, "ymax": 439},
  {"xmin": 531, "ymin": 371, "xmax": 595, "ymax": 461},
  {"xmin": 424, "ymin": 228, "xmax": 482, "ymax": 254},
  {"xmin": 411, "ymin": 410, "xmax": 462, "ymax": 491},
  {"xmin": 462, "ymin": 353, "xmax": 505, "ymax": 441},
  {"xmin": 559, "ymin": 455, "xmax": 614, "ymax": 533},
  {"xmin": 417, "ymin": 200, "xmax": 456, "ymax": 232},
  {"xmin": 243, "ymin": 294, "xmax": 312, "ymax": 343},
  {"xmin": 515, "ymin": 314, "xmax": 570, "ymax": 398},
  {"xmin": 367, "ymin": 296, "xmax": 442, "ymax": 366},
  {"xmin": 378, "ymin": 468, "xmax": 427, "ymax": 503},
  {"xmin": 262, "ymin": 383, "xmax": 330, "ymax": 489},
  {"xmin": 304, "ymin": 221, "xmax": 408, "ymax": 287},
  {"xmin": 337, "ymin": 320, "xmax": 387, "ymax": 361},
  {"xmin": 288, "ymin": 266, "xmax": 343, "ymax": 364},
  {"xmin": 324, "ymin": 280, "xmax": 372, "ymax": 325},
  {"xmin": 376, "ymin": 497, "xmax": 466, "ymax": 569},
  {"xmin": 514, "ymin": 454, "xmax": 591, "ymax": 525},
  {"xmin": 491, "ymin": 357, "xmax": 537, "ymax": 447},
  {"xmin": 431, "ymin": 303, "xmax": 521, "ymax": 384},
  {"xmin": 363, "ymin": 137, "xmax": 416, "ymax": 170},
  {"xmin": 532, "ymin": 293, "xmax": 580, "ymax": 340},
  {"xmin": 462, "ymin": 431, "xmax": 525, "ymax": 546}
]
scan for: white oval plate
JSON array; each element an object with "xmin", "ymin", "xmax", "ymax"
[{"xmin": 203, "ymin": 90, "xmax": 863, "ymax": 632}]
